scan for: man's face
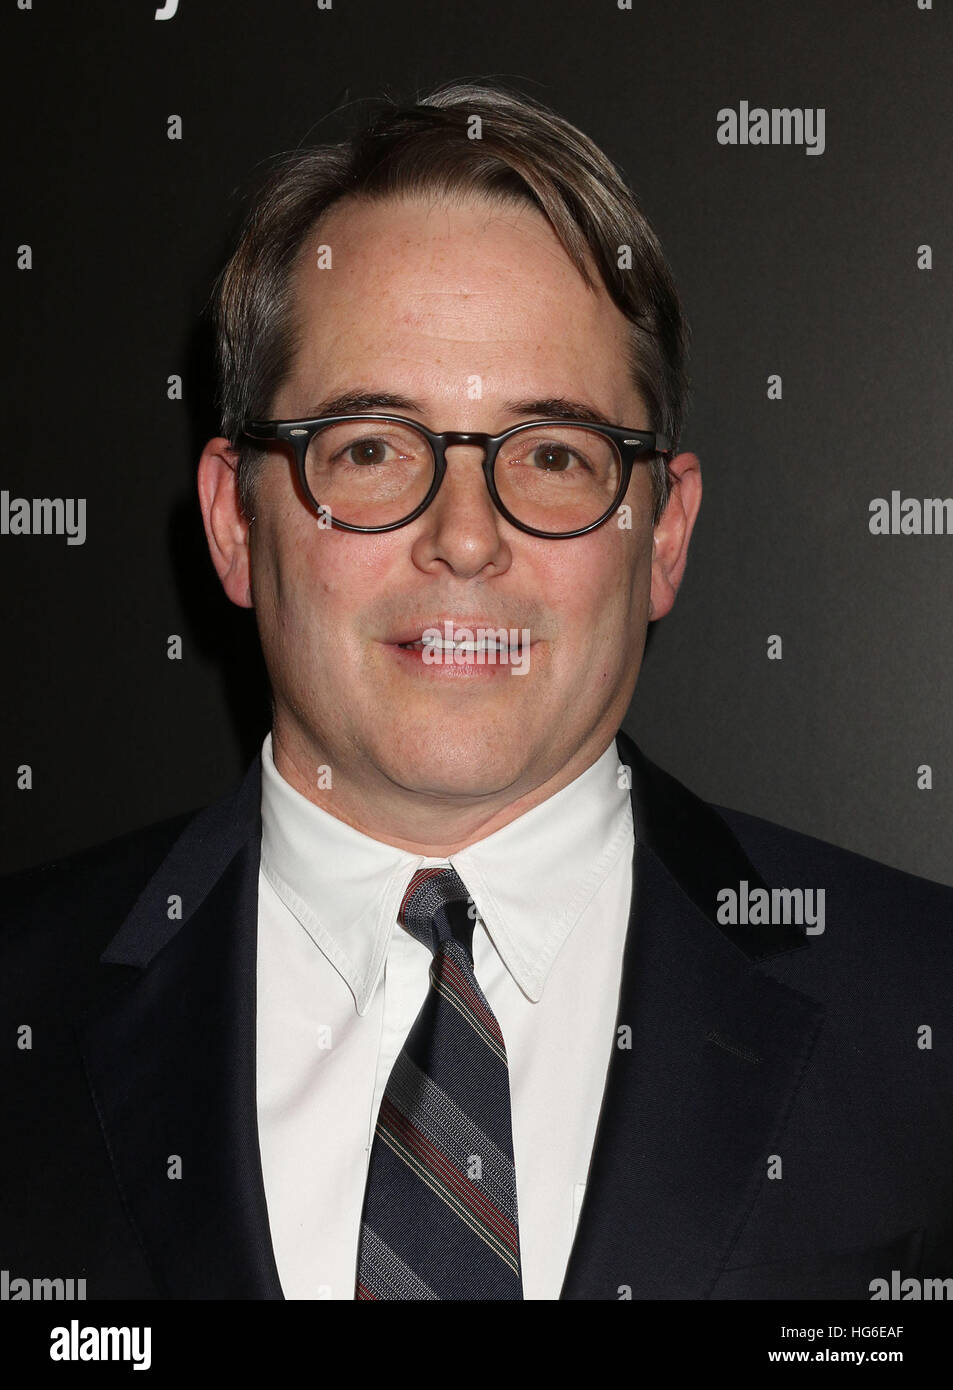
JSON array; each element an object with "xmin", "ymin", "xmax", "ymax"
[{"xmin": 202, "ymin": 193, "xmax": 699, "ymax": 830}]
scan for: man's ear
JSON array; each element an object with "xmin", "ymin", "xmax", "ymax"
[
  {"xmin": 648, "ymin": 451, "xmax": 702, "ymax": 621},
  {"xmin": 197, "ymin": 437, "xmax": 254, "ymax": 609}
]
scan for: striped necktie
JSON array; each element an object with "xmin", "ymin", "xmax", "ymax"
[{"xmin": 355, "ymin": 865, "xmax": 524, "ymax": 1300}]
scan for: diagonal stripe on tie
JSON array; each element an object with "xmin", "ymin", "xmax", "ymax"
[
  {"xmin": 385, "ymin": 1051, "xmax": 519, "ymax": 1226},
  {"xmin": 429, "ymin": 942, "xmax": 508, "ymax": 1062},
  {"xmin": 356, "ymin": 1226, "xmax": 439, "ymax": 1301},
  {"xmin": 375, "ymin": 1098, "xmax": 519, "ymax": 1271}
]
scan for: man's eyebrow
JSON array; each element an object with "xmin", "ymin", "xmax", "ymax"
[
  {"xmin": 501, "ymin": 397, "xmax": 615, "ymax": 426},
  {"xmin": 292, "ymin": 391, "xmax": 615, "ymax": 427},
  {"xmin": 297, "ymin": 391, "xmax": 420, "ymax": 418}
]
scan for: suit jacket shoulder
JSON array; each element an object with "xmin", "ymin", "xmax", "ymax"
[
  {"xmin": 2, "ymin": 810, "xmax": 194, "ymax": 970},
  {"xmin": 713, "ymin": 798, "xmax": 953, "ymax": 991}
]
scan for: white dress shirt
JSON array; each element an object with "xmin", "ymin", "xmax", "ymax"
[{"xmin": 256, "ymin": 731, "xmax": 634, "ymax": 1300}]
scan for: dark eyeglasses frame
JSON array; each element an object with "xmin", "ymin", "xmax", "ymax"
[{"xmin": 238, "ymin": 413, "xmax": 672, "ymax": 539}]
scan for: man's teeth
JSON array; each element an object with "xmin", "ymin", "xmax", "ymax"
[{"xmin": 399, "ymin": 635, "xmax": 516, "ymax": 652}]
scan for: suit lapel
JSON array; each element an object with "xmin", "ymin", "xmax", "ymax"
[
  {"xmin": 560, "ymin": 730, "xmax": 825, "ymax": 1299},
  {"xmin": 79, "ymin": 754, "xmax": 283, "ymax": 1299}
]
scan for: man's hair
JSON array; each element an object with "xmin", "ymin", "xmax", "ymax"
[{"xmin": 212, "ymin": 80, "xmax": 691, "ymax": 525}]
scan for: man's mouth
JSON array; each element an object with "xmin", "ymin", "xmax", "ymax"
[
  {"xmin": 397, "ymin": 632, "xmax": 525, "ymax": 657},
  {"xmin": 386, "ymin": 620, "xmax": 536, "ymax": 674}
]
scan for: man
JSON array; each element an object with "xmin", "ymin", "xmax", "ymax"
[{"xmin": 2, "ymin": 81, "xmax": 952, "ymax": 1302}]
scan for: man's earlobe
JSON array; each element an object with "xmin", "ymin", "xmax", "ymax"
[
  {"xmin": 197, "ymin": 437, "xmax": 255, "ymax": 610},
  {"xmin": 647, "ymin": 451, "xmax": 702, "ymax": 623}
]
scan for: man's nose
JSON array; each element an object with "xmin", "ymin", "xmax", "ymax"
[{"xmin": 412, "ymin": 441, "xmax": 510, "ymax": 575}]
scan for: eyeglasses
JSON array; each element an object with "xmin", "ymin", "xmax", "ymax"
[{"xmin": 238, "ymin": 413, "xmax": 672, "ymax": 539}]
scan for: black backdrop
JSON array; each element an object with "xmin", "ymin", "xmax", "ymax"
[{"xmin": 3, "ymin": 0, "xmax": 952, "ymax": 882}]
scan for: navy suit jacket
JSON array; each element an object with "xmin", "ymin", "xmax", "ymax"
[{"xmin": 2, "ymin": 728, "xmax": 952, "ymax": 1299}]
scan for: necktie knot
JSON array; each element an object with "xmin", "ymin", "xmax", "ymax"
[{"xmin": 398, "ymin": 866, "xmax": 475, "ymax": 958}]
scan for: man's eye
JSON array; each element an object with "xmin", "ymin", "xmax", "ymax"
[
  {"xmin": 341, "ymin": 438, "xmax": 393, "ymax": 466},
  {"xmin": 528, "ymin": 444, "xmax": 587, "ymax": 472}
]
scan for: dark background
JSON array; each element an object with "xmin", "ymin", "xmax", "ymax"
[{"xmin": 3, "ymin": 0, "xmax": 951, "ymax": 881}]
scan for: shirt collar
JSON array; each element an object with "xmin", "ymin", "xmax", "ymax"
[{"xmin": 259, "ymin": 732, "xmax": 632, "ymax": 1012}]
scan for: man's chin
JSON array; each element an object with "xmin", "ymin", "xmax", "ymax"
[{"xmin": 374, "ymin": 737, "xmax": 539, "ymax": 804}]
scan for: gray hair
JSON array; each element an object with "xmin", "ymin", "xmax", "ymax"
[{"xmin": 212, "ymin": 80, "xmax": 692, "ymax": 525}]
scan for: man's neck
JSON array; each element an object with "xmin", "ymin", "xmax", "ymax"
[{"xmin": 269, "ymin": 724, "xmax": 619, "ymax": 856}]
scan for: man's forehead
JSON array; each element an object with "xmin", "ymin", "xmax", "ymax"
[
  {"xmin": 292, "ymin": 193, "xmax": 613, "ymax": 310},
  {"xmin": 278, "ymin": 195, "xmax": 639, "ymax": 422},
  {"xmin": 303, "ymin": 190, "xmax": 571, "ymax": 253}
]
